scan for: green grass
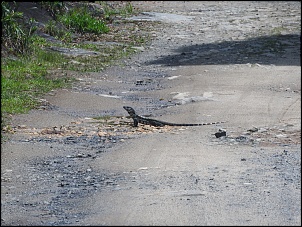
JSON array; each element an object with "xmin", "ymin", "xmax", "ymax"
[
  {"xmin": 1, "ymin": 46, "xmax": 72, "ymax": 115},
  {"xmin": 101, "ymin": 1, "xmax": 134, "ymax": 20},
  {"xmin": 59, "ymin": 6, "xmax": 109, "ymax": 34},
  {"xmin": 1, "ymin": 1, "xmax": 151, "ymax": 136},
  {"xmin": 44, "ymin": 20, "xmax": 72, "ymax": 43}
]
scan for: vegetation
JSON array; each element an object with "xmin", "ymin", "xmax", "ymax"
[
  {"xmin": 101, "ymin": 1, "xmax": 134, "ymax": 20},
  {"xmin": 59, "ymin": 6, "xmax": 109, "ymax": 34},
  {"xmin": 38, "ymin": 1, "xmax": 67, "ymax": 20},
  {"xmin": 1, "ymin": 46, "xmax": 71, "ymax": 113},
  {"xmin": 44, "ymin": 20, "xmax": 72, "ymax": 42},
  {"xmin": 1, "ymin": 1, "xmax": 149, "ymax": 135},
  {"xmin": 1, "ymin": 1, "xmax": 37, "ymax": 55}
]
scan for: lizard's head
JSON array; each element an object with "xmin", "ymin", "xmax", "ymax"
[{"xmin": 123, "ymin": 106, "xmax": 135, "ymax": 114}]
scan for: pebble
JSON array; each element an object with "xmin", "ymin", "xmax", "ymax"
[
  {"xmin": 247, "ymin": 127, "xmax": 258, "ymax": 133},
  {"xmin": 275, "ymin": 134, "xmax": 287, "ymax": 138},
  {"xmin": 17, "ymin": 125, "xmax": 27, "ymax": 129},
  {"xmin": 98, "ymin": 131, "xmax": 108, "ymax": 137},
  {"xmin": 258, "ymin": 128, "xmax": 268, "ymax": 133},
  {"xmin": 132, "ymin": 46, "xmax": 145, "ymax": 51}
]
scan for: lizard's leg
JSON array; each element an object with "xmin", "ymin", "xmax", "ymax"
[{"xmin": 133, "ymin": 117, "xmax": 139, "ymax": 127}]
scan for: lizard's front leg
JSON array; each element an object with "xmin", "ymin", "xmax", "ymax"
[{"xmin": 133, "ymin": 117, "xmax": 139, "ymax": 127}]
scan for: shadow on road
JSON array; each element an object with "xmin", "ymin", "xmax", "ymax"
[{"xmin": 146, "ymin": 34, "xmax": 300, "ymax": 66}]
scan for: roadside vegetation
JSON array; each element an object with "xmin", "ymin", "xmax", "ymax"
[{"xmin": 1, "ymin": 1, "xmax": 151, "ymax": 136}]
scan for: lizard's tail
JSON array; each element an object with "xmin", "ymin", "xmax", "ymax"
[{"xmin": 170, "ymin": 121, "xmax": 226, "ymax": 126}]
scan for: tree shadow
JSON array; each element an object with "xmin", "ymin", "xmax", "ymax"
[{"xmin": 146, "ymin": 34, "xmax": 300, "ymax": 66}]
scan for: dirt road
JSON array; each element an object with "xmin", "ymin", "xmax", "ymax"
[{"xmin": 1, "ymin": 1, "xmax": 301, "ymax": 225}]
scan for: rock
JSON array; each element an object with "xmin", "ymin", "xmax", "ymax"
[
  {"xmin": 247, "ymin": 127, "xmax": 258, "ymax": 133},
  {"xmin": 258, "ymin": 128, "xmax": 268, "ymax": 133},
  {"xmin": 275, "ymin": 134, "xmax": 287, "ymax": 138},
  {"xmin": 215, "ymin": 130, "xmax": 226, "ymax": 138},
  {"xmin": 98, "ymin": 131, "xmax": 107, "ymax": 137},
  {"xmin": 132, "ymin": 46, "xmax": 145, "ymax": 51},
  {"xmin": 17, "ymin": 125, "xmax": 27, "ymax": 129}
]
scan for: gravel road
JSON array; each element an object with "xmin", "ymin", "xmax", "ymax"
[{"xmin": 1, "ymin": 1, "xmax": 301, "ymax": 226}]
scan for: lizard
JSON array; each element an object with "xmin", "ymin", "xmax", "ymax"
[{"xmin": 123, "ymin": 106, "xmax": 225, "ymax": 127}]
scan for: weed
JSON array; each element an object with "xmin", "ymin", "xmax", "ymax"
[
  {"xmin": 38, "ymin": 1, "xmax": 67, "ymax": 19},
  {"xmin": 1, "ymin": 1, "xmax": 150, "ymax": 135},
  {"xmin": 59, "ymin": 6, "xmax": 109, "ymax": 34},
  {"xmin": 1, "ymin": 2, "xmax": 37, "ymax": 55},
  {"xmin": 1, "ymin": 45, "xmax": 71, "ymax": 116},
  {"xmin": 101, "ymin": 1, "xmax": 134, "ymax": 20}
]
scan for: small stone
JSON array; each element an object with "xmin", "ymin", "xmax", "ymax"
[
  {"xmin": 18, "ymin": 125, "xmax": 27, "ymax": 129},
  {"xmin": 258, "ymin": 128, "xmax": 267, "ymax": 133},
  {"xmin": 98, "ymin": 131, "xmax": 107, "ymax": 137},
  {"xmin": 275, "ymin": 134, "xmax": 287, "ymax": 138},
  {"xmin": 247, "ymin": 127, "xmax": 258, "ymax": 133},
  {"xmin": 215, "ymin": 130, "xmax": 226, "ymax": 138},
  {"xmin": 136, "ymin": 80, "xmax": 144, "ymax": 85},
  {"xmin": 132, "ymin": 46, "xmax": 145, "ymax": 51}
]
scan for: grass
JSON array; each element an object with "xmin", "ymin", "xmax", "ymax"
[
  {"xmin": 44, "ymin": 20, "xmax": 72, "ymax": 43},
  {"xmin": 1, "ymin": 46, "xmax": 73, "ymax": 115},
  {"xmin": 1, "ymin": 1, "xmax": 152, "ymax": 137},
  {"xmin": 101, "ymin": 1, "xmax": 134, "ymax": 20},
  {"xmin": 59, "ymin": 6, "xmax": 109, "ymax": 34}
]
